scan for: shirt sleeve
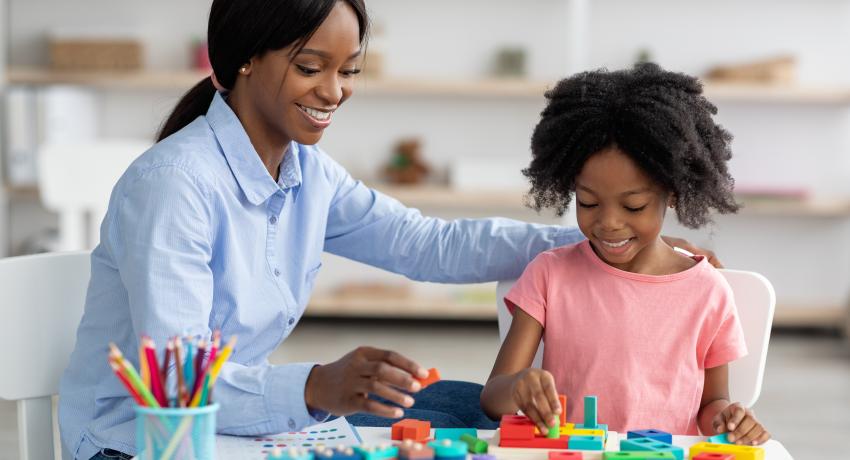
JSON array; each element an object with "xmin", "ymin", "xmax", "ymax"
[
  {"xmin": 699, "ymin": 279, "xmax": 748, "ymax": 369},
  {"xmin": 503, "ymin": 252, "xmax": 551, "ymax": 327},
  {"xmin": 320, "ymin": 154, "xmax": 584, "ymax": 283},
  {"xmin": 111, "ymin": 165, "xmax": 323, "ymax": 435}
]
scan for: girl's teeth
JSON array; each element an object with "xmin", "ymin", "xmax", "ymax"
[{"xmin": 602, "ymin": 239, "xmax": 630, "ymax": 248}]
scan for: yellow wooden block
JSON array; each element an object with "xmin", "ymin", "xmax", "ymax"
[
  {"xmin": 689, "ymin": 441, "xmax": 765, "ymax": 460},
  {"xmin": 535, "ymin": 423, "xmax": 574, "ymax": 435},
  {"xmin": 562, "ymin": 428, "xmax": 605, "ymax": 438}
]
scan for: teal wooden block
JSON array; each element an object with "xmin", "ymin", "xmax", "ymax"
[
  {"xmin": 707, "ymin": 433, "xmax": 732, "ymax": 445},
  {"xmin": 428, "ymin": 439, "xmax": 468, "ymax": 458},
  {"xmin": 628, "ymin": 429, "xmax": 673, "ymax": 444},
  {"xmin": 568, "ymin": 435, "xmax": 604, "ymax": 450},
  {"xmin": 583, "ymin": 395, "xmax": 598, "ymax": 428},
  {"xmin": 575, "ymin": 423, "xmax": 608, "ymax": 440},
  {"xmin": 648, "ymin": 441, "xmax": 683, "ymax": 460},
  {"xmin": 620, "ymin": 438, "xmax": 666, "ymax": 452},
  {"xmin": 434, "ymin": 428, "xmax": 477, "ymax": 441},
  {"xmin": 354, "ymin": 444, "xmax": 400, "ymax": 460}
]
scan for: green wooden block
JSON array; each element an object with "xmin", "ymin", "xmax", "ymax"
[
  {"xmin": 547, "ymin": 424, "xmax": 560, "ymax": 439},
  {"xmin": 459, "ymin": 433, "xmax": 488, "ymax": 454}
]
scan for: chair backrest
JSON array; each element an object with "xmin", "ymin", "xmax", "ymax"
[
  {"xmin": 0, "ymin": 251, "xmax": 91, "ymax": 460},
  {"xmin": 38, "ymin": 139, "xmax": 148, "ymax": 251},
  {"xmin": 496, "ymin": 268, "xmax": 776, "ymax": 408}
]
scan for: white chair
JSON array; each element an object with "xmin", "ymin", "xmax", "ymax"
[
  {"xmin": 38, "ymin": 139, "xmax": 149, "ymax": 251},
  {"xmin": 0, "ymin": 251, "xmax": 91, "ymax": 460},
  {"xmin": 496, "ymin": 269, "xmax": 776, "ymax": 408}
]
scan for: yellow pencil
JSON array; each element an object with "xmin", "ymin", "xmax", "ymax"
[
  {"xmin": 189, "ymin": 335, "xmax": 236, "ymax": 407},
  {"xmin": 110, "ymin": 343, "xmax": 160, "ymax": 408}
]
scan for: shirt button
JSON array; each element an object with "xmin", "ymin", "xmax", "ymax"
[
  {"xmin": 274, "ymin": 268, "xmax": 281, "ymax": 277},
  {"xmin": 269, "ymin": 215, "xmax": 277, "ymax": 225},
  {"xmin": 288, "ymin": 317, "xmax": 295, "ymax": 325},
  {"xmin": 288, "ymin": 418, "xmax": 296, "ymax": 430}
]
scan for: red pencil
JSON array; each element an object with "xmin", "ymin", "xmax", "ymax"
[
  {"xmin": 109, "ymin": 358, "xmax": 146, "ymax": 406},
  {"xmin": 143, "ymin": 337, "xmax": 167, "ymax": 407},
  {"xmin": 173, "ymin": 338, "xmax": 188, "ymax": 407},
  {"xmin": 161, "ymin": 339, "xmax": 173, "ymax": 406}
]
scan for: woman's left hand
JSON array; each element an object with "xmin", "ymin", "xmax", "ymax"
[
  {"xmin": 712, "ymin": 402, "xmax": 771, "ymax": 446},
  {"xmin": 661, "ymin": 235, "xmax": 723, "ymax": 268}
]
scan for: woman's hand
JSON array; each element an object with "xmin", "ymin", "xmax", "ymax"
[
  {"xmin": 712, "ymin": 402, "xmax": 771, "ymax": 445},
  {"xmin": 510, "ymin": 368, "xmax": 561, "ymax": 432},
  {"xmin": 304, "ymin": 346, "xmax": 428, "ymax": 418},
  {"xmin": 661, "ymin": 235, "xmax": 723, "ymax": 268}
]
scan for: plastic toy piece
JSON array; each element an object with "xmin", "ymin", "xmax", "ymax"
[
  {"xmin": 621, "ymin": 438, "xmax": 683, "ymax": 460},
  {"xmin": 314, "ymin": 446, "xmax": 361, "ymax": 460},
  {"xmin": 459, "ymin": 433, "xmax": 489, "ymax": 454},
  {"xmin": 398, "ymin": 440, "xmax": 435, "ymax": 460},
  {"xmin": 355, "ymin": 444, "xmax": 400, "ymax": 460},
  {"xmin": 692, "ymin": 454, "xmax": 734, "ymax": 460},
  {"xmin": 392, "ymin": 419, "xmax": 431, "ymax": 442},
  {"xmin": 558, "ymin": 394, "xmax": 567, "ymax": 426},
  {"xmin": 563, "ymin": 428, "xmax": 605, "ymax": 438},
  {"xmin": 417, "ymin": 368, "xmax": 441, "ymax": 389},
  {"xmin": 628, "ymin": 429, "xmax": 673, "ymax": 444},
  {"xmin": 549, "ymin": 452, "xmax": 584, "ymax": 460},
  {"xmin": 706, "ymin": 434, "xmax": 732, "ymax": 445},
  {"xmin": 583, "ymin": 396, "xmax": 598, "ymax": 429},
  {"xmin": 602, "ymin": 453, "xmax": 675, "ymax": 459},
  {"xmin": 499, "ymin": 416, "xmax": 535, "ymax": 440},
  {"xmin": 557, "ymin": 423, "xmax": 577, "ymax": 435},
  {"xmin": 268, "ymin": 447, "xmax": 314, "ymax": 460},
  {"xmin": 435, "ymin": 428, "xmax": 476, "ymax": 441},
  {"xmin": 498, "ymin": 437, "xmax": 570, "ymax": 449},
  {"xmin": 546, "ymin": 424, "xmax": 560, "ymax": 439},
  {"xmin": 689, "ymin": 442, "xmax": 765, "ymax": 460},
  {"xmin": 427, "ymin": 439, "xmax": 468, "ymax": 459},
  {"xmin": 568, "ymin": 435, "xmax": 603, "ymax": 451}
]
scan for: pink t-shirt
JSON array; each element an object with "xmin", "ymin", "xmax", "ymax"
[{"xmin": 505, "ymin": 240, "xmax": 747, "ymax": 435}]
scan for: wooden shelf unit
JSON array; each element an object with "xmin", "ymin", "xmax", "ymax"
[{"xmin": 9, "ymin": 67, "xmax": 850, "ymax": 104}]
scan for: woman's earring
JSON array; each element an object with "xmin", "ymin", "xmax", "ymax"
[{"xmin": 239, "ymin": 65, "xmax": 249, "ymax": 74}]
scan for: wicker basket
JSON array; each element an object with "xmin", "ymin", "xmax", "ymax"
[{"xmin": 49, "ymin": 38, "xmax": 143, "ymax": 71}]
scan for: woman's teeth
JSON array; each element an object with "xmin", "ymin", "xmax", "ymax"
[{"xmin": 300, "ymin": 105, "xmax": 330, "ymax": 121}]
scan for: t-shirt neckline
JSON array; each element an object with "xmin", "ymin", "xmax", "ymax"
[{"xmin": 579, "ymin": 239, "xmax": 707, "ymax": 283}]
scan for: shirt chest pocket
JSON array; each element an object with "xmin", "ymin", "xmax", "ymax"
[{"xmin": 299, "ymin": 262, "xmax": 323, "ymax": 305}]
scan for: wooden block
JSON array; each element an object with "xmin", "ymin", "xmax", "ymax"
[
  {"xmin": 427, "ymin": 439, "xmax": 468, "ymax": 458},
  {"xmin": 602, "ymin": 453, "xmax": 675, "ymax": 459},
  {"xmin": 568, "ymin": 435, "xmax": 603, "ymax": 451},
  {"xmin": 314, "ymin": 446, "xmax": 360, "ymax": 460},
  {"xmin": 692, "ymin": 453, "xmax": 735, "ymax": 460},
  {"xmin": 459, "ymin": 433, "xmax": 488, "ymax": 454},
  {"xmin": 557, "ymin": 423, "xmax": 576, "ymax": 435},
  {"xmin": 562, "ymin": 428, "xmax": 605, "ymax": 438},
  {"xmin": 434, "ymin": 428, "xmax": 476, "ymax": 441},
  {"xmin": 706, "ymin": 434, "xmax": 732, "ymax": 445},
  {"xmin": 498, "ymin": 436, "xmax": 570, "ymax": 449},
  {"xmin": 398, "ymin": 440, "xmax": 435, "ymax": 460},
  {"xmin": 627, "ymin": 429, "xmax": 673, "ymax": 445},
  {"xmin": 558, "ymin": 394, "xmax": 567, "ymax": 426},
  {"xmin": 549, "ymin": 452, "xmax": 583, "ymax": 460},
  {"xmin": 355, "ymin": 444, "xmax": 400, "ymax": 460},
  {"xmin": 689, "ymin": 442, "xmax": 765, "ymax": 460},
  {"xmin": 583, "ymin": 396, "xmax": 598, "ymax": 429},
  {"xmin": 500, "ymin": 416, "xmax": 535, "ymax": 440},
  {"xmin": 417, "ymin": 368, "xmax": 441, "ymax": 388},
  {"xmin": 392, "ymin": 419, "xmax": 431, "ymax": 442}
]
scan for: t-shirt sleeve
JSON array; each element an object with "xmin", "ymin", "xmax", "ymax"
[
  {"xmin": 504, "ymin": 252, "xmax": 551, "ymax": 327},
  {"xmin": 701, "ymin": 280, "xmax": 748, "ymax": 369}
]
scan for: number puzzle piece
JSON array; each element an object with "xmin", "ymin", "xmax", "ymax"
[
  {"xmin": 499, "ymin": 415, "xmax": 535, "ymax": 440},
  {"xmin": 459, "ymin": 433, "xmax": 488, "ymax": 454},
  {"xmin": 689, "ymin": 442, "xmax": 765, "ymax": 460},
  {"xmin": 692, "ymin": 454, "xmax": 735, "ymax": 460},
  {"xmin": 568, "ymin": 435, "xmax": 603, "ymax": 451},
  {"xmin": 417, "ymin": 368, "xmax": 441, "ymax": 389},
  {"xmin": 550, "ymin": 452, "xmax": 584, "ymax": 460},
  {"xmin": 427, "ymin": 439, "xmax": 468, "ymax": 459},
  {"xmin": 392, "ymin": 419, "xmax": 431, "ymax": 442},
  {"xmin": 583, "ymin": 396, "xmax": 598, "ymax": 429},
  {"xmin": 706, "ymin": 434, "xmax": 732, "ymax": 445},
  {"xmin": 355, "ymin": 444, "xmax": 400, "ymax": 460},
  {"xmin": 627, "ymin": 429, "xmax": 673, "ymax": 445},
  {"xmin": 434, "ymin": 428, "xmax": 476, "ymax": 441},
  {"xmin": 602, "ymin": 453, "xmax": 675, "ymax": 459},
  {"xmin": 398, "ymin": 440, "xmax": 435, "ymax": 460}
]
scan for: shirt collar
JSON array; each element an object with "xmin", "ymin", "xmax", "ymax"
[{"xmin": 206, "ymin": 92, "xmax": 302, "ymax": 205}]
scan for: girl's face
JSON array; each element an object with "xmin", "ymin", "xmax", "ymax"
[
  {"xmin": 574, "ymin": 146, "xmax": 672, "ymax": 272},
  {"xmin": 238, "ymin": 1, "xmax": 362, "ymax": 146}
]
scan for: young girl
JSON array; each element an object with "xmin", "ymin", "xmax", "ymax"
[{"xmin": 480, "ymin": 63, "xmax": 770, "ymax": 446}]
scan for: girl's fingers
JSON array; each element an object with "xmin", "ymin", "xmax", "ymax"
[
  {"xmin": 729, "ymin": 415, "xmax": 756, "ymax": 444},
  {"xmin": 755, "ymin": 430, "xmax": 772, "ymax": 445},
  {"xmin": 527, "ymin": 379, "xmax": 556, "ymax": 429},
  {"xmin": 523, "ymin": 402, "xmax": 549, "ymax": 433},
  {"xmin": 733, "ymin": 421, "xmax": 761, "ymax": 446},
  {"xmin": 725, "ymin": 405, "xmax": 747, "ymax": 432},
  {"xmin": 540, "ymin": 374, "xmax": 562, "ymax": 422}
]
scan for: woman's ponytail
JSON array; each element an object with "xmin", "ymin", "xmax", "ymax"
[{"xmin": 156, "ymin": 77, "xmax": 217, "ymax": 142}]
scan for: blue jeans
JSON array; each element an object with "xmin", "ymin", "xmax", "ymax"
[
  {"xmin": 347, "ymin": 380, "xmax": 498, "ymax": 429},
  {"xmin": 90, "ymin": 449, "xmax": 132, "ymax": 460}
]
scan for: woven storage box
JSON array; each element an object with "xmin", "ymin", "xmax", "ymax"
[{"xmin": 50, "ymin": 38, "xmax": 143, "ymax": 71}]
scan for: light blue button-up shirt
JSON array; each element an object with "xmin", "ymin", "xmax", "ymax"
[{"xmin": 58, "ymin": 92, "xmax": 583, "ymax": 458}]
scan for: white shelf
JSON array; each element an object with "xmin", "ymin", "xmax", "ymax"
[
  {"xmin": 306, "ymin": 293, "xmax": 496, "ymax": 320},
  {"xmin": 9, "ymin": 67, "xmax": 850, "ymax": 104}
]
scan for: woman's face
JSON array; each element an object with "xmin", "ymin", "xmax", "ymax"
[
  {"xmin": 239, "ymin": 1, "xmax": 362, "ymax": 146},
  {"xmin": 574, "ymin": 146, "xmax": 672, "ymax": 272}
]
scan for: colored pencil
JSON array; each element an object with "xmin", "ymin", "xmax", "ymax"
[
  {"xmin": 183, "ymin": 338, "xmax": 195, "ymax": 397},
  {"xmin": 109, "ymin": 359, "xmax": 145, "ymax": 406},
  {"xmin": 190, "ymin": 335, "xmax": 235, "ymax": 407},
  {"xmin": 109, "ymin": 343, "xmax": 160, "ymax": 407},
  {"xmin": 189, "ymin": 339, "xmax": 207, "ymax": 401},
  {"xmin": 143, "ymin": 337, "xmax": 167, "ymax": 407},
  {"xmin": 173, "ymin": 338, "xmax": 188, "ymax": 407},
  {"xmin": 139, "ymin": 342, "xmax": 150, "ymax": 389},
  {"xmin": 162, "ymin": 339, "xmax": 173, "ymax": 403}
]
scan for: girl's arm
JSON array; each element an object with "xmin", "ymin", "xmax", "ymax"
[
  {"xmin": 480, "ymin": 308, "xmax": 560, "ymax": 432},
  {"xmin": 698, "ymin": 364, "xmax": 771, "ymax": 445}
]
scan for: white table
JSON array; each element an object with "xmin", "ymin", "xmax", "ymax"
[{"xmin": 355, "ymin": 427, "xmax": 793, "ymax": 460}]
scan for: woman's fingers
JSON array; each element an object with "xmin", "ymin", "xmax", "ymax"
[
  {"xmin": 366, "ymin": 360, "xmax": 421, "ymax": 393},
  {"xmin": 360, "ymin": 396, "xmax": 404, "ymax": 419},
  {"xmin": 360, "ymin": 347, "xmax": 428, "ymax": 380}
]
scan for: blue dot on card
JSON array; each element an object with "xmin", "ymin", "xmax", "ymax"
[
  {"xmin": 264, "ymin": 444, "xmax": 273, "ymax": 447},
  {"xmin": 330, "ymin": 429, "xmax": 338, "ymax": 432},
  {"xmin": 303, "ymin": 443, "xmax": 312, "ymax": 447},
  {"xmin": 338, "ymin": 435, "xmax": 346, "ymax": 439},
  {"xmin": 328, "ymin": 436, "xmax": 336, "ymax": 440}
]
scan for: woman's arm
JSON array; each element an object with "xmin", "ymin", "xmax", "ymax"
[
  {"xmin": 698, "ymin": 364, "xmax": 771, "ymax": 445},
  {"xmin": 480, "ymin": 308, "xmax": 560, "ymax": 432}
]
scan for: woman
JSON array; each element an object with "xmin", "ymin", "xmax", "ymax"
[{"xmin": 58, "ymin": 1, "xmax": 716, "ymax": 458}]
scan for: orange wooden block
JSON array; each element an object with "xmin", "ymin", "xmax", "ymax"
[
  {"xmin": 559, "ymin": 394, "xmax": 567, "ymax": 426},
  {"xmin": 417, "ymin": 368, "xmax": 441, "ymax": 388},
  {"xmin": 392, "ymin": 419, "xmax": 431, "ymax": 442}
]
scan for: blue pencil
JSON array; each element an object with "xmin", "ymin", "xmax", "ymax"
[{"xmin": 184, "ymin": 338, "xmax": 195, "ymax": 396}]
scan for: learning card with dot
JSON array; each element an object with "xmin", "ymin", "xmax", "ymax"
[{"xmin": 217, "ymin": 416, "xmax": 362, "ymax": 459}]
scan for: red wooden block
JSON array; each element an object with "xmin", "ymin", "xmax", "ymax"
[
  {"xmin": 417, "ymin": 368, "xmax": 441, "ymax": 389},
  {"xmin": 499, "ymin": 416, "xmax": 535, "ymax": 440},
  {"xmin": 392, "ymin": 419, "xmax": 431, "ymax": 441},
  {"xmin": 692, "ymin": 454, "xmax": 734, "ymax": 460},
  {"xmin": 549, "ymin": 452, "xmax": 583, "ymax": 460},
  {"xmin": 558, "ymin": 395, "xmax": 567, "ymax": 426},
  {"xmin": 499, "ymin": 436, "xmax": 570, "ymax": 449},
  {"xmin": 502, "ymin": 414, "xmax": 532, "ymax": 425}
]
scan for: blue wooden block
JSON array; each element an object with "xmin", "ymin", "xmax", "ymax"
[
  {"xmin": 627, "ymin": 429, "xmax": 673, "ymax": 444},
  {"xmin": 568, "ymin": 434, "xmax": 604, "ymax": 450},
  {"xmin": 434, "ymin": 428, "xmax": 477, "ymax": 441},
  {"xmin": 707, "ymin": 433, "xmax": 732, "ymax": 444},
  {"xmin": 647, "ymin": 441, "xmax": 683, "ymax": 460},
  {"xmin": 354, "ymin": 444, "xmax": 399, "ymax": 460},
  {"xmin": 620, "ymin": 438, "xmax": 667, "ymax": 452},
  {"xmin": 583, "ymin": 395, "xmax": 598, "ymax": 428},
  {"xmin": 428, "ymin": 439, "xmax": 468, "ymax": 458}
]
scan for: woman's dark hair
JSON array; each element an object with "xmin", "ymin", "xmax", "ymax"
[
  {"xmin": 157, "ymin": 0, "xmax": 369, "ymax": 142},
  {"xmin": 523, "ymin": 62, "xmax": 739, "ymax": 228}
]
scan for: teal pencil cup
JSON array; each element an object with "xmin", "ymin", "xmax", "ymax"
[{"xmin": 135, "ymin": 403, "xmax": 220, "ymax": 460}]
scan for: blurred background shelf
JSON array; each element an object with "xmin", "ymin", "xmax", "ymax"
[{"xmin": 306, "ymin": 294, "xmax": 496, "ymax": 320}]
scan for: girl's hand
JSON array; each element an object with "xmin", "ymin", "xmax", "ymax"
[
  {"xmin": 510, "ymin": 368, "xmax": 561, "ymax": 432},
  {"xmin": 304, "ymin": 346, "xmax": 428, "ymax": 418},
  {"xmin": 712, "ymin": 402, "xmax": 771, "ymax": 445}
]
